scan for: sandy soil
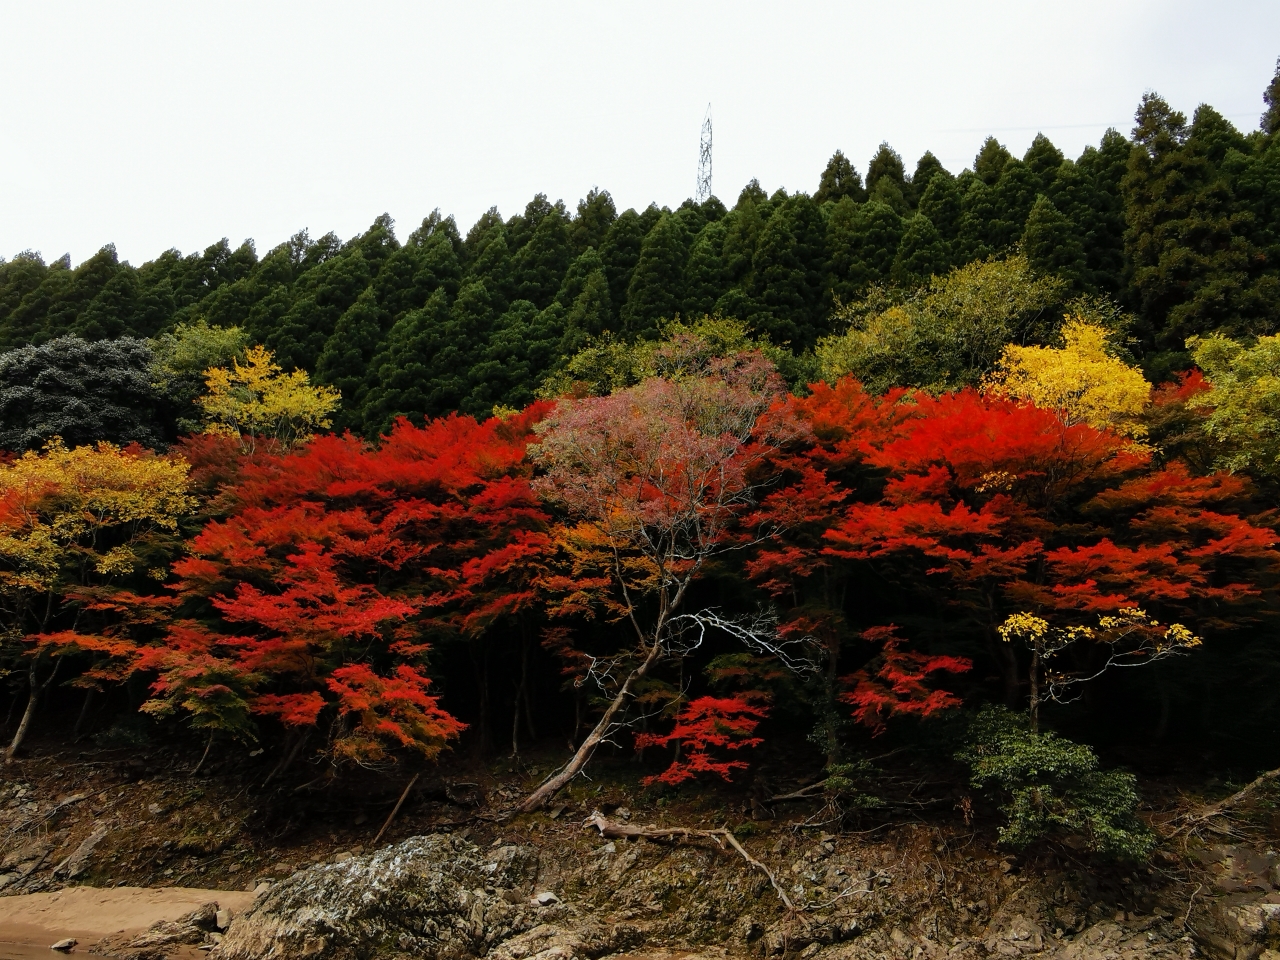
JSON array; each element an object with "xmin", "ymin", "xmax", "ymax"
[{"xmin": 0, "ymin": 885, "xmax": 254, "ymax": 949}]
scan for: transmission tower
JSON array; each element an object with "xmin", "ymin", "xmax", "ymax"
[{"xmin": 696, "ymin": 104, "xmax": 712, "ymax": 203}]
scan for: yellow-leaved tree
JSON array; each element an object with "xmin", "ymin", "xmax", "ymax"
[
  {"xmin": 985, "ymin": 318, "xmax": 1151, "ymax": 437},
  {"xmin": 1, "ymin": 441, "xmax": 195, "ymax": 762},
  {"xmin": 198, "ymin": 344, "xmax": 340, "ymax": 451}
]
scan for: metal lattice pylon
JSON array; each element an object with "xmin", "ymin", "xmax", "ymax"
[{"xmin": 696, "ymin": 104, "xmax": 712, "ymax": 203}]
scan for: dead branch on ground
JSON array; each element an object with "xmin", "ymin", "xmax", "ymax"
[
  {"xmin": 1168, "ymin": 765, "xmax": 1280, "ymax": 837},
  {"xmin": 585, "ymin": 811, "xmax": 795, "ymax": 910}
]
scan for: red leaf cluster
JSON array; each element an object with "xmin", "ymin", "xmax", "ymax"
[
  {"xmin": 148, "ymin": 409, "xmax": 553, "ymax": 759},
  {"xmin": 634, "ymin": 696, "xmax": 768, "ymax": 786}
]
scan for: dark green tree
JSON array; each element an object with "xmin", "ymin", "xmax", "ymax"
[
  {"xmin": 750, "ymin": 194, "xmax": 828, "ymax": 348},
  {"xmin": 1054, "ymin": 131, "xmax": 1129, "ymax": 293},
  {"xmin": 974, "ymin": 136, "xmax": 1013, "ymax": 185},
  {"xmin": 737, "ymin": 178, "xmax": 768, "ymax": 207},
  {"xmin": 559, "ymin": 265, "xmax": 614, "ymax": 358},
  {"xmin": 136, "ymin": 238, "xmax": 257, "ymax": 316},
  {"xmin": 683, "ymin": 219, "xmax": 728, "ymax": 318},
  {"xmin": 570, "ymin": 188, "xmax": 617, "ymax": 254},
  {"xmin": 0, "ymin": 336, "xmax": 165, "ymax": 450},
  {"xmin": 265, "ymin": 249, "xmax": 371, "ymax": 373},
  {"xmin": 891, "ymin": 215, "xmax": 950, "ymax": 285},
  {"xmin": 637, "ymin": 202, "xmax": 664, "ymax": 238},
  {"xmin": 849, "ymin": 200, "xmax": 906, "ymax": 288},
  {"xmin": 362, "ymin": 279, "xmax": 497, "ymax": 431},
  {"xmin": 673, "ymin": 199, "xmax": 709, "ymax": 240},
  {"xmin": 409, "ymin": 209, "xmax": 464, "ymax": 256},
  {"xmin": 958, "ymin": 178, "xmax": 999, "ymax": 262},
  {"xmin": 466, "ymin": 226, "xmax": 515, "ymax": 306},
  {"xmin": 721, "ymin": 196, "xmax": 765, "ymax": 285},
  {"xmin": 989, "ymin": 159, "xmax": 1040, "ymax": 248},
  {"xmin": 466, "ymin": 299, "xmax": 564, "ymax": 414},
  {"xmin": 361, "ymin": 289, "xmax": 452, "ymax": 435},
  {"xmin": 907, "ymin": 152, "xmax": 948, "ymax": 207},
  {"xmin": 1023, "ymin": 133, "xmax": 1066, "ymax": 192},
  {"xmin": 315, "ymin": 287, "xmax": 389, "ymax": 430},
  {"xmin": 463, "ymin": 207, "xmax": 505, "ymax": 266},
  {"xmin": 620, "ymin": 211, "xmax": 691, "ymax": 337},
  {"xmin": 343, "ymin": 213, "xmax": 400, "ymax": 277},
  {"xmin": 1023, "ymin": 195, "xmax": 1088, "ymax": 290},
  {"xmin": 815, "ymin": 150, "xmax": 866, "ymax": 205},
  {"xmin": 556, "ymin": 247, "xmax": 606, "ymax": 310},
  {"xmin": 867, "ymin": 143, "xmax": 909, "ymax": 213},
  {"xmin": 598, "ymin": 209, "xmax": 646, "ymax": 316},
  {"xmin": 0, "ymin": 252, "xmax": 52, "ymax": 350},
  {"xmin": 506, "ymin": 194, "xmax": 564, "ymax": 255},
  {"xmin": 1124, "ymin": 94, "xmax": 1277, "ymax": 347},
  {"xmin": 36, "ymin": 246, "xmax": 131, "ymax": 341},
  {"xmin": 77, "ymin": 268, "xmax": 145, "ymax": 342},
  {"xmin": 699, "ymin": 195, "xmax": 728, "ymax": 222},
  {"xmin": 825, "ymin": 196, "xmax": 863, "ymax": 305},
  {"xmin": 1264, "ymin": 57, "xmax": 1280, "ymax": 136},
  {"xmin": 372, "ymin": 224, "xmax": 463, "ymax": 319},
  {"xmin": 918, "ymin": 173, "xmax": 962, "ymax": 245},
  {"xmin": 512, "ymin": 208, "xmax": 572, "ymax": 309}
]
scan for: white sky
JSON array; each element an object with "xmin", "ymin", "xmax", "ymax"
[{"xmin": 2, "ymin": 0, "xmax": 1278, "ymax": 268}]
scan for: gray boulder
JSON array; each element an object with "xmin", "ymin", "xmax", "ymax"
[{"xmin": 214, "ymin": 835, "xmax": 540, "ymax": 960}]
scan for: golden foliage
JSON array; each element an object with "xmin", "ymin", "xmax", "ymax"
[
  {"xmin": 198, "ymin": 345, "xmax": 340, "ymax": 450},
  {"xmin": 0, "ymin": 440, "xmax": 195, "ymax": 598},
  {"xmin": 1000, "ymin": 607, "xmax": 1201, "ymax": 672},
  {"xmin": 986, "ymin": 318, "xmax": 1151, "ymax": 436}
]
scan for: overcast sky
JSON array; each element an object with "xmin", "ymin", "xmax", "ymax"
[{"xmin": 3, "ymin": 1, "xmax": 1278, "ymax": 267}]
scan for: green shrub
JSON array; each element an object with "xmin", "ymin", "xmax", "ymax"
[{"xmin": 956, "ymin": 706, "xmax": 1153, "ymax": 860}]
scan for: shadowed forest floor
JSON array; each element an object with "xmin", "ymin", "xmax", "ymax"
[{"xmin": 3, "ymin": 732, "xmax": 1280, "ymax": 958}]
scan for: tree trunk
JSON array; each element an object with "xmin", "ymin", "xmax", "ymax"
[
  {"xmin": 264, "ymin": 728, "xmax": 311, "ymax": 786},
  {"xmin": 521, "ymin": 634, "xmax": 537, "ymax": 741},
  {"xmin": 520, "ymin": 639, "xmax": 663, "ymax": 811},
  {"xmin": 191, "ymin": 730, "xmax": 215, "ymax": 776},
  {"xmin": 512, "ymin": 632, "xmax": 531, "ymax": 757},
  {"xmin": 5, "ymin": 654, "xmax": 57, "ymax": 764},
  {"xmin": 72, "ymin": 688, "xmax": 95, "ymax": 741},
  {"xmin": 824, "ymin": 630, "xmax": 842, "ymax": 767},
  {"xmin": 3, "ymin": 694, "xmax": 18, "ymax": 733},
  {"xmin": 1000, "ymin": 641, "xmax": 1021, "ymax": 708},
  {"xmin": 5, "ymin": 685, "xmax": 40, "ymax": 764},
  {"xmin": 471, "ymin": 642, "xmax": 492, "ymax": 758},
  {"xmin": 1029, "ymin": 646, "xmax": 1041, "ymax": 735}
]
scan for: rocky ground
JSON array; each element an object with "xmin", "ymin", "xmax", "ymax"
[{"xmin": 2, "ymin": 737, "xmax": 1279, "ymax": 960}]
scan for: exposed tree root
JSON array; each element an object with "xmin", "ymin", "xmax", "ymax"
[
  {"xmin": 769, "ymin": 779, "xmax": 829, "ymax": 803},
  {"xmin": 584, "ymin": 811, "xmax": 795, "ymax": 910}
]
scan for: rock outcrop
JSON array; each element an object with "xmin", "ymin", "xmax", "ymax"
[{"xmin": 214, "ymin": 835, "xmax": 544, "ymax": 960}]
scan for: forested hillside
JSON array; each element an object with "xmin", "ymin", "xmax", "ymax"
[
  {"xmin": 4, "ymin": 80, "xmax": 1279, "ymax": 441},
  {"xmin": 2, "ymin": 70, "xmax": 1280, "ymax": 874}
]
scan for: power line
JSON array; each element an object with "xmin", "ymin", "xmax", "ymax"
[{"xmin": 696, "ymin": 104, "xmax": 712, "ymax": 203}]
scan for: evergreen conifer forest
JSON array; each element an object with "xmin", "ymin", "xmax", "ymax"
[{"xmin": 3, "ymin": 67, "xmax": 1280, "ymax": 871}]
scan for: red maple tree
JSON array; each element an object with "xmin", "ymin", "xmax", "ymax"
[{"xmin": 143, "ymin": 408, "xmax": 551, "ymax": 763}]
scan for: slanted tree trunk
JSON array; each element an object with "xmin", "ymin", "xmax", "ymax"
[
  {"xmin": 191, "ymin": 730, "xmax": 215, "ymax": 776},
  {"xmin": 520, "ymin": 636, "xmax": 665, "ymax": 811},
  {"xmin": 5, "ymin": 652, "xmax": 60, "ymax": 764}
]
